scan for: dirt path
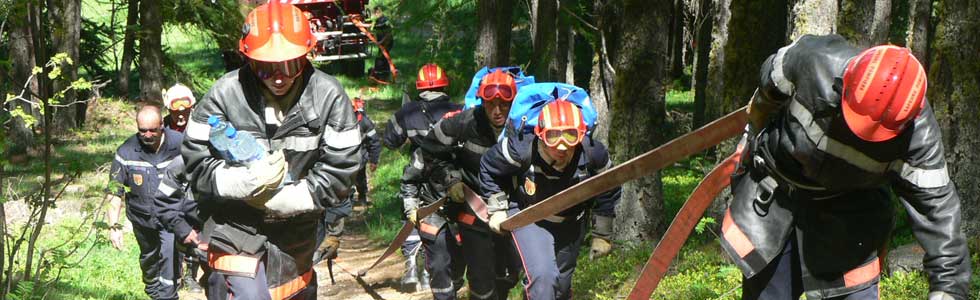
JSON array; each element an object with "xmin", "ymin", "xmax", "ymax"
[
  {"xmin": 178, "ymin": 206, "xmax": 440, "ymax": 300},
  {"xmin": 314, "ymin": 209, "xmax": 428, "ymax": 300}
]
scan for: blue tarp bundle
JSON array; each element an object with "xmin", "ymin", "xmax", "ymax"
[
  {"xmin": 505, "ymin": 82, "xmax": 598, "ymax": 137},
  {"xmin": 463, "ymin": 66, "xmax": 536, "ymax": 109}
]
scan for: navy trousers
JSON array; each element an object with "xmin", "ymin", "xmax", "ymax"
[
  {"xmin": 133, "ymin": 223, "xmax": 179, "ymax": 300},
  {"xmin": 510, "ymin": 211, "xmax": 585, "ymax": 300}
]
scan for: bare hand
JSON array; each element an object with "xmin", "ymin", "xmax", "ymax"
[
  {"xmin": 109, "ymin": 228, "xmax": 124, "ymax": 250},
  {"xmin": 183, "ymin": 230, "xmax": 200, "ymax": 246},
  {"xmin": 369, "ymin": 163, "xmax": 378, "ymax": 172}
]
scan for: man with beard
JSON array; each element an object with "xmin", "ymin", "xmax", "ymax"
[
  {"xmin": 181, "ymin": 2, "xmax": 360, "ymax": 299},
  {"xmin": 163, "ymin": 83, "xmax": 195, "ymax": 132},
  {"xmin": 107, "ymin": 102, "xmax": 184, "ymax": 300}
]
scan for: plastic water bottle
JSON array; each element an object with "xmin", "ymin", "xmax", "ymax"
[
  {"xmin": 225, "ymin": 126, "xmax": 267, "ymax": 163},
  {"xmin": 208, "ymin": 115, "xmax": 232, "ymax": 159}
]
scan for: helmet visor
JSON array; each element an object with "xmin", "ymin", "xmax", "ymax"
[
  {"xmin": 480, "ymin": 84, "xmax": 515, "ymax": 101},
  {"xmin": 251, "ymin": 57, "xmax": 306, "ymax": 80}
]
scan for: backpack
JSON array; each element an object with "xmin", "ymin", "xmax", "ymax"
[
  {"xmin": 504, "ymin": 82, "xmax": 599, "ymax": 138},
  {"xmin": 463, "ymin": 66, "xmax": 536, "ymax": 109}
]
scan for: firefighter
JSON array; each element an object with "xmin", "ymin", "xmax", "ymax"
[
  {"xmin": 313, "ymin": 97, "xmax": 380, "ymax": 263},
  {"xmin": 181, "ymin": 2, "xmax": 360, "ymax": 299},
  {"xmin": 163, "ymin": 83, "xmax": 195, "ymax": 132},
  {"xmin": 107, "ymin": 102, "xmax": 184, "ymax": 300},
  {"xmin": 383, "ymin": 63, "xmax": 463, "ymax": 293},
  {"xmin": 481, "ymin": 99, "xmax": 621, "ymax": 300},
  {"xmin": 418, "ymin": 69, "xmax": 523, "ymax": 300},
  {"xmin": 160, "ymin": 82, "xmax": 203, "ymax": 292},
  {"xmin": 369, "ymin": 5, "xmax": 393, "ymax": 80},
  {"xmin": 156, "ymin": 155, "xmax": 209, "ymax": 294},
  {"xmin": 724, "ymin": 34, "xmax": 970, "ymax": 300}
]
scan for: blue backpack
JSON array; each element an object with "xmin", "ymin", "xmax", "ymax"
[
  {"xmin": 463, "ymin": 66, "xmax": 536, "ymax": 109},
  {"xmin": 504, "ymin": 82, "xmax": 598, "ymax": 138}
]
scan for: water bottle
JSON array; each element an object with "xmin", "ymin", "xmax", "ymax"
[
  {"xmin": 225, "ymin": 126, "xmax": 267, "ymax": 163},
  {"xmin": 208, "ymin": 115, "xmax": 232, "ymax": 159}
]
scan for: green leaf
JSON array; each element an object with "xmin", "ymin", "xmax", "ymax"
[{"xmin": 695, "ymin": 217, "xmax": 716, "ymax": 234}]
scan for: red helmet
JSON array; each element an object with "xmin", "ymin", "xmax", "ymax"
[
  {"xmin": 351, "ymin": 97, "xmax": 365, "ymax": 112},
  {"xmin": 239, "ymin": 2, "xmax": 315, "ymax": 62},
  {"xmin": 535, "ymin": 100, "xmax": 587, "ymax": 149},
  {"xmin": 477, "ymin": 69, "xmax": 517, "ymax": 102},
  {"xmin": 841, "ymin": 45, "xmax": 927, "ymax": 142},
  {"xmin": 416, "ymin": 64, "xmax": 449, "ymax": 90}
]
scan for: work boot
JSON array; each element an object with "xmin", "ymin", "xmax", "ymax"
[
  {"xmin": 183, "ymin": 262, "xmax": 204, "ymax": 293},
  {"xmin": 401, "ymin": 256, "xmax": 420, "ymax": 292},
  {"xmin": 418, "ymin": 266, "xmax": 431, "ymax": 292}
]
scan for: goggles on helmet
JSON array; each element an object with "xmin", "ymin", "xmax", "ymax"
[
  {"xmin": 539, "ymin": 128, "xmax": 583, "ymax": 148},
  {"xmin": 168, "ymin": 97, "xmax": 192, "ymax": 110},
  {"xmin": 479, "ymin": 84, "xmax": 515, "ymax": 101},
  {"xmin": 250, "ymin": 57, "xmax": 306, "ymax": 80}
]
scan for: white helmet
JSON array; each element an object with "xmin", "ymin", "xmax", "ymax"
[{"xmin": 163, "ymin": 83, "xmax": 196, "ymax": 110}]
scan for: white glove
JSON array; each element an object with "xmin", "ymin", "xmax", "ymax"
[
  {"xmin": 927, "ymin": 292, "xmax": 955, "ymax": 300},
  {"xmin": 254, "ymin": 181, "xmax": 317, "ymax": 217},
  {"xmin": 488, "ymin": 212, "xmax": 508, "ymax": 235},
  {"xmin": 248, "ymin": 150, "xmax": 288, "ymax": 197}
]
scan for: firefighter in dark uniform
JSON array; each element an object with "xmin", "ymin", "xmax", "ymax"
[
  {"xmin": 418, "ymin": 69, "xmax": 522, "ymax": 300},
  {"xmin": 383, "ymin": 63, "xmax": 462, "ymax": 292},
  {"xmin": 481, "ymin": 99, "xmax": 621, "ymax": 300},
  {"xmin": 161, "ymin": 82, "xmax": 205, "ymax": 292},
  {"xmin": 181, "ymin": 3, "xmax": 360, "ymax": 299},
  {"xmin": 723, "ymin": 34, "xmax": 971, "ymax": 300},
  {"xmin": 156, "ymin": 154, "xmax": 213, "ymax": 294},
  {"xmin": 313, "ymin": 97, "xmax": 381, "ymax": 263},
  {"xmin": 107, "ymin": 102, "xmax": 184, "ymax": 300}
]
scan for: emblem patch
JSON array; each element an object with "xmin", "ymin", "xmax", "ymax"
[
  {"xmin": 524, "ymin": 178, "xmax": 536, "ymax": 196},
  {"xmin": 133, "ymin": 174, "xmax": 143, "ymax": 186}
]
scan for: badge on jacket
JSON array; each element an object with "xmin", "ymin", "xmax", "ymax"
[
  {"xmin": 524, "ymin": 178, "xmax": 536, "ymax": 196},
  {"xmin": 133, "ymin": 174, "xmax": 143, "ymax": 186}
]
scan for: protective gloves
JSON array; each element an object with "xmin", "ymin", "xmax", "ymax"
[
  {"xmin": 248, "ymin": 181, "xmax": 318, "ymax": 217},
  {"xmin": 318, "ymin": 235, "xmax": 341, "ymax": 261},
  {"xmin": 488, "ymin": 212, "xmax": 508, "ymax": 235},
  {"xmin": 248, "ymin": 150, "xmax": 288, "ymax": 197},
  {"xmin": 448, "ymin": 182, "xmax": 466, "ymax": 203},
  {"xmin": 590, "ymin": 215, "xmax": 614, "ymax": 259},
  {"xmin": 406, "ymin": 208, "xmax": 419, "ymax": 226}
]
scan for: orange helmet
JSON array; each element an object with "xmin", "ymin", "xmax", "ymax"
[
  {"xmin": 842, "ymin": 45, "xmax": 927, "ymax": 142},
  {"xmin": 416, "ymin": 63, "xmax": 449, "ymax": 90},
  {"xmin": 239, "ymin": 2, "xmax": 315, "ymax": 62},
  {"xmin": 535, "ymin": 100, "xmax": 587, "ymax": 149},
  {"xmin": 351, "ymin": 97, "xmax": 365, "ymax": 112},
  {"xmin": 477, "ymin": 69, "xmax": 517, "ymax": 102}
]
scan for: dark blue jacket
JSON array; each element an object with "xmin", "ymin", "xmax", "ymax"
[
  {"xmin": 479, "ymin": 132, "xmax": 620, "ymax": 219},
  {"xmin": 110, "ymin": 128, "xmax": 184, "ymax": 229}
]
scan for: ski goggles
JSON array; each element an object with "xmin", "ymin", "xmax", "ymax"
[
  {"xmin": 538, "ymin": 128, "xmax": 584, "ymax": 148},
  {"xmin": 250, "ymin": 57, "xmax": 306, "ymax": 80},
  {"xmin": 168, "ymin": 97, "xmax": 192, "ymax": 110},
  {"xmin": 478, "ymin": 84, "xmax": 515, "ymax": 102}
]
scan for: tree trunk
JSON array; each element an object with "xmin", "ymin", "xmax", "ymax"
[
  {"xmin": 597, "ymin": 0, "xmax": 672, "ymax": 242},
  {"xmin": 117, "ymin": 0, "xmax": 139, "ymax": 98},
  {"xmin": 529, "ymin": 0, "xmax": 557, "ymax": 81},
  {"xmin": 706, "ymin": 0, "xmax": 787, "ymax": 136},
  {"xmin": 837, "ymin": 0, "xmax": 892, "ymax": 48},
  {"xmin": 669, "ymin": 0, "xmax": 686, "ymax": 80},
  {"xmin": 692, "ymin": 0, "xmax": 712, "ymax": 128},
  {"xmin": 552, "ymin": 10, "xmax": 573, "ymax": 84},
  {"xmin": 787, "ymin": 0, "xmax": 837, "ymax": 40},
  {"xmin": 139, "ymin": 0, "xmax": 163, "ymax": 102},
  {"xmin": 5, "ymin": 0, "xmax": 38, "ymax": 155},
  {"xmin": 49, "ymin": 0, "xmax": 82, "ymax": 129},
  {"xmin": 475, "ymin": 0, "xmax": 515, "ymax": 68},
  {"xmin": 906, "ymin": 0, "xmax": 932, "ymax": 68},
  {"xmin": 928, "ymin": 0, "xmax": 980, "ymax": 240},
  {"xmin": 590, "ymin": 52, "xmax": 613, "ymax": 145}
]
